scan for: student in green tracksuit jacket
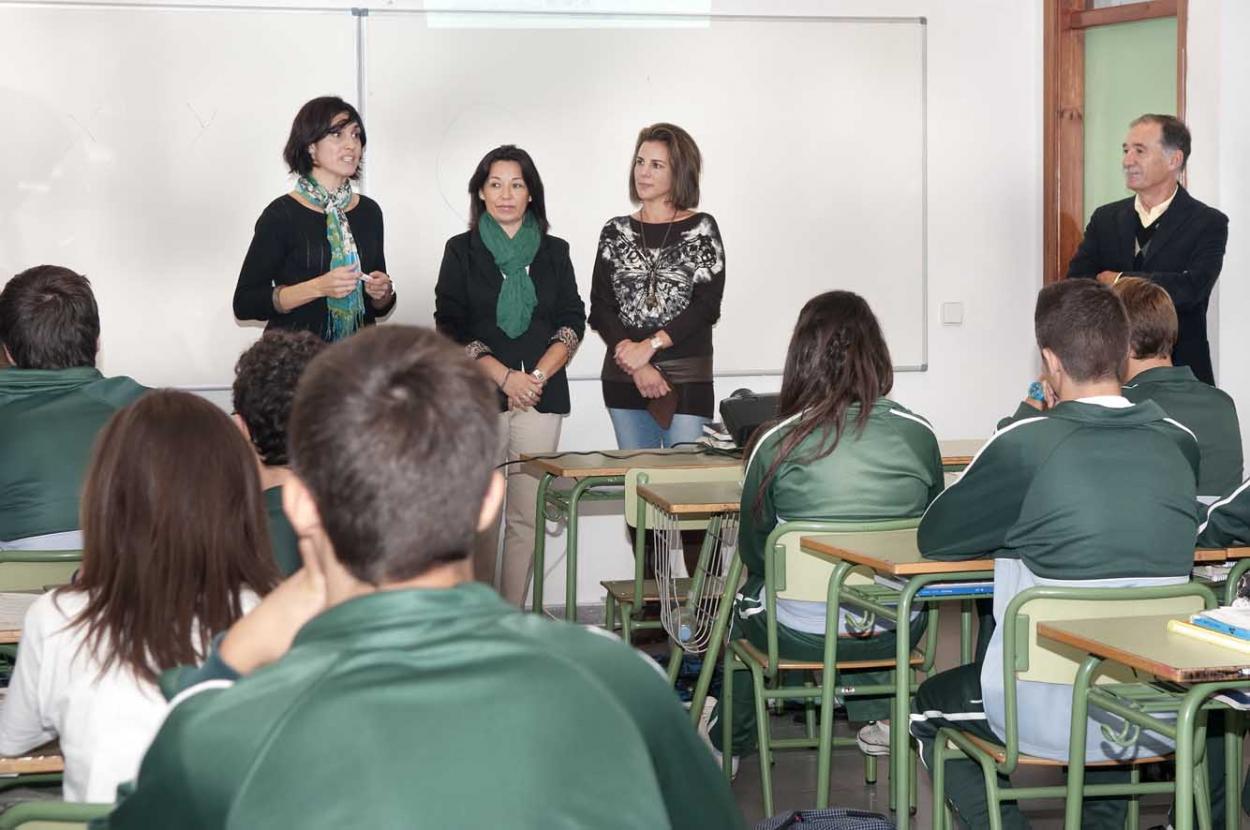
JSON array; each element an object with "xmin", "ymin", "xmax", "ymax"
[
  {"xmin": 231, "ymin": 330, "xmax": 326, "ymax": 577},
  {"xmin": 1113, "ymin": 276, "xmax": 1242, "ymax": 497},
  {"xmin": 707, "ymin": 291, "xmax": 944, "ymax": 762},
  {"xmin": 910, "ymin": 280, "xmax": 1203, "ymax": 830},
  {"xmin": 0, "ymin": 266, "xmax": 146, "ymax": 548},
  {"xmin": 101, "ymin": 326, "xmax": 743, "ymax": 830}
]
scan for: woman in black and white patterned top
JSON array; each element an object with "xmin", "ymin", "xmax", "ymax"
[{"xmin": 588, "ymin": 123, "xmax": 726, "ymax": 449}]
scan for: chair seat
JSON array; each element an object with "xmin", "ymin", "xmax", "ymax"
[
  {"xmin": 733, "ymin": 638, "xmax": 924, "ymax": 671},
  {"xmin": 601, "ymin": 577, "xmax": 692, "ymax": 604},
  {"xmin": 954, "ymin": 732, "xmax": 1170, "ymax": 768}
]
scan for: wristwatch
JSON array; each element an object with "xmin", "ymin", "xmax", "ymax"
[
  {"xmin": 531, "ymin": 368, "xmax": 547, "ymax": 383},
  {"xmin": 648, "ymin": 335, "xmax": 664, "ymax": 351}
]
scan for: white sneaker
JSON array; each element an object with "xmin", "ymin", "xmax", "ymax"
[
  {"xmin": 696, "ymin": 697, "xmax": 740, "ymax": 778},
  {"xmin": 856, "ymin": 720, "xmax": 891, "ymax": 756}
]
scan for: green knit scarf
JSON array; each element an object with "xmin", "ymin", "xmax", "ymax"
[{"xmin": 479, "ymin": 212, "xmax": 540, "ymax": 338}]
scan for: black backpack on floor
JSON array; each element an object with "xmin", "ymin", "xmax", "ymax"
[{"xmin": 754, "ymin": 808, "xmax": 894, "ymax": 830}]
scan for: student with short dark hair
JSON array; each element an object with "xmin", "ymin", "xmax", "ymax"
[
  {"xmin": 0, "ymin": 265, "xmax": 147, "ymax": 549},
  {"xmin": 102, "ymin": 326, "xmax": 743, "ymax": 829},
  {"xmin": 231, "ymin": 330, "xmax": 327, "ymax": 576},
  {"xmin": 0, "ymin": 390, "xmax": 277, "ymax": 802},
  {"xmin": 1112, "ymin": 276, "xmax": 1242, "ymax": 497},
  {"xmin": 910, "ymin": 279, "xmax": 1202, "ymax": 829}
]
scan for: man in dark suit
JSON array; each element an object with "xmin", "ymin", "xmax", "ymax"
[{"xmin": 1067, "ymin": 114, "xmax": 1228, "ymax": 384}]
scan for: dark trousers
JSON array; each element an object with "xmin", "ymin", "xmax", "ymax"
[
  {"xmin": 910, "ymin": 664, "xmax": 1131, "ymax": 829},
  {"xmin": 709, "ymin": 607, "xmax": 925, "ymax": 755}
]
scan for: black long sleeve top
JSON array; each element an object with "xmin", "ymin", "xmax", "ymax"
[
  {"xmin": 434, "ymin": 229, "xmax": 586, "ymax": 414},
  {"xmin": 588, "ymin": 212, "xmax": 726, "ymax": 416},
  {"xmin": 234, "ymin": 194, "xmax": 396, "ymax": 340}
]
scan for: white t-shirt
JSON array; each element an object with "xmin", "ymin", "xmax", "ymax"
[{"xmin": 0, "ymin": 589, "xmax": 257, "ymax": 802}]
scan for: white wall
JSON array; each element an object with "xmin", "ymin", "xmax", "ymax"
[{"xmin": 1189, "ymin": 0, "xmax": 1250, "ymax": 451}]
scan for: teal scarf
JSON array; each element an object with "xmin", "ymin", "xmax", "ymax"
[
  {"xmin": 479, "ymin": 212, "xmax": 540, "ymax": 339},
  {"xmin": 296, "ymin": 175, "xmax": 365, "ymax": 341}
]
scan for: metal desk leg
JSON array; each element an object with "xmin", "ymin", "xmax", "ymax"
[
  {"xmin": 892, "ymin": 584, "xmax": 922, "ymax": 830},
  {"xmin": 816, "ymin": 561, "xmax": 855, "ymax": 808},
  {"xmin": 689, "ymin": 555, "xmax": 743, "ymax": 726},
  {"xmin": 1063, "ymin": 654, "xmax": 1102, "ymax": 829},
  {"xmin": 960, "ymin": 599, "xmax": 973, "ymax": 665},
  {"xmin": 564, "ymin": 478, "xmax": 594, "ymax": 621},
  {"xmin": 530, "ymin": 473, "xmax": 555, "ymax": 614}
]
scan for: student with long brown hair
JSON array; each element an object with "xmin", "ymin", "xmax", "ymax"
[
  {"xmin": 0, "ymin": 390, "xmax": 278, "ymax": 802},
  {"xmin": 703, "ymin": 290, "xmax": 944, "ymax": 769}
]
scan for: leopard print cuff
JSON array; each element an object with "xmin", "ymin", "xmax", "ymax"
[
  {"xmin": 465, "ymin": 340, "xmax": 492, "ymax": 361},
  {"xmin": 550, "ymin": 327, "xmax": 581, "ymax": 360}
]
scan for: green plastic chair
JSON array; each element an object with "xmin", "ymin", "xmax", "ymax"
[
  {"xmin": 722, "ymin": 519, "xmax": 937, "ymax": 816},
  {"xmin": 931, "ymin": 582, "xmax": 1219, "ymax": 830},
  {"xmin": 600, "ymin": 465, "xmax": 742, "ymax": 645},
  {"xmin": 0, "ymin": 801, "xmax": 111, "ymax": 830}
]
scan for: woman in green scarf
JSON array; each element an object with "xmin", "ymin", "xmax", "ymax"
[
  {"xmin": 434, "ymin": 145, "xmax": 586, "ymax": 606},
  {"xmin": 235, "ymin": 96, "xmax": 396, "ymax": 342}
]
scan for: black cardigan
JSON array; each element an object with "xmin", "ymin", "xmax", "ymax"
[
  {"xmin": 434, "ymin": 229, "xmax": 586, "ymax": 414},
  {"xmin": 234, "ymin": 194, "xmax": 397, "ymax": 340}
]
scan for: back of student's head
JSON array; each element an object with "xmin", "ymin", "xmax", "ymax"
[
  {"xmin": 1111, "ymin": 277, "xmax": 1177, "ymax": 361},
  {"xmin": 750, "ymin": 291, "xmax": 893, "ymax": 513},
  {"xmin": 288, "ymin": 325, "xmax": 499, "ymax": 584},
  {"xmin": 0, "ymin": 265, "xmax": 99, "ymax": 370},
  {"xmin": 74, "ymin": 390, "xmax": 279, "ymax": 684},
  {"xmin": 233, "ymin": 330, "xmax": 327, "ymax": 467},
  {"xmin": 1034, "ymin": 280, "xmax": 1129, "ymax": 382}
]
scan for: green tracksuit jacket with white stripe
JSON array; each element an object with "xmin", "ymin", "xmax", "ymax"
[
  {"xmin": 100, "ymin": 584, "xmax": 744, "ymax": 830},
  {"xmin": 919, "ymin": 397, "xmax": 1199, "ymax": 761},
  {"xmin": 1122, "ymin": 365, "xmax": 1243, "ymax": 497},
  {"xmin": 736, "ymin": 398, "xmax": 944, "ymax": 634},
  {"xmin": 1198, "ymin": 478, "xmax": 1250, "ymax": 548}
]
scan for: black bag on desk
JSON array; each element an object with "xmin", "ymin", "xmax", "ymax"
[
  {"xmin": 754, "ymin": 808, "xmax": 894, "ymax": 830},
  {"xmin": 719, "ymin": 389, "xmax": 780, "ymax": 448}
]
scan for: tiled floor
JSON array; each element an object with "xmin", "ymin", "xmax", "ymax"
[{"xmin": 723, "ymin": 603, "xmax": 1227, "ymax": 828}]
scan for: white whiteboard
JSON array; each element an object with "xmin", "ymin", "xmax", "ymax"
[
  {"xmin": 366, "ymin": 12, "xmax": 927, "ymax": 375},
  {"xmin": 0, "ymin": 4, "xmax": 356, "ymax": 387},
  {"xmin": 2, "ymin": 6, "xmax": 926, "ymax": 385}
]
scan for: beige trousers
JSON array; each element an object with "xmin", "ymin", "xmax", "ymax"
[{"xmin": 473, "ymin": 407, "xmax": 563, "ymax": 605}]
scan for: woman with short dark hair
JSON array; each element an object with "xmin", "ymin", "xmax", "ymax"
[
  {"xmin": 234, "ymin": 96, "xmax": 396, "ymax": 341},
  {"xmin": 434, "ymin": 144, "xmax": 585, "ymax": 605},
  {"xmin": 0, "ymin": 390, "xmax": 278, "ymax": 802},
  {"xmin": 588, "ymin": 122, "xmax": 726, "ymax": 449},
  {"xmin": 703, "ymin": 291, "xmax": 943, "ymax": 769}
]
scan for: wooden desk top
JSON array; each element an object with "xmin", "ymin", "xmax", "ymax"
[
  {"xmin": 1220, "ymin": 546, "xmax": 1250, "ymax": 560},
  {"xmin": 0, "ymin": 592, "xmax": 38, "ymax": 645},
  {"xmin": 800, "ymin": 531, "xmax": 995, "ymax": 576},
  {"xmin": 939, "ymin": 438, "xmax": 984, "ymax": 467},
  {"xmin": 637, "ymin": 481, "xmax": 743, "ymax": 515},
  {"xmin": 521, "ymin": 447, "xmax": 741, "ymax": 479},
  {"xmin": 1039, "ymin": 615, "xmax": 1250, "ymax": 684},
  {"xmin": 801, "ymin": 536, "xmax": 1235, "ymax": 577}
]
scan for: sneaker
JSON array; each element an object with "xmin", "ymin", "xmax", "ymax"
[
  {"xmin": 696, "ymin": 697, "xmax": 740, "ymax": 778},
  {"xmin": 856, "ymin": 720, "xmax": 891, "ymax": 756}
]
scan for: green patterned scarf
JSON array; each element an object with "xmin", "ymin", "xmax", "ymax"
[
  {"xmin": 296, "ymin": 175, "xmax": 365, "ymax": 341},
  {"xmin": 478, "ymin": 212, "xmax": 540, "ymax": 338}
]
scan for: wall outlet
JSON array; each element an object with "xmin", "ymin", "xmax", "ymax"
[{"xmin": 941, "ymin": 302, "xmax": 964, "ymax": 325}]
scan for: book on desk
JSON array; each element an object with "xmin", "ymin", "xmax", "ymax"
[{"xmin": 873, "ymin": 574, "xmax": 993, "ymax": 597}]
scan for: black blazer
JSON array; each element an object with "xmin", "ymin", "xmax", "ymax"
[
  {"xmin": 1067, "ymin": 185, "xmax": 1229, "ymax": 384},
  {"xmin": 434, "ymin": 229, "xmax": 586, "ymax": 414}
]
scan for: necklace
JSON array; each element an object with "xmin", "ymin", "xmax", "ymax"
[{"xmin": 637, "ymin": 206, "xmax": 678, "ymax": 310}]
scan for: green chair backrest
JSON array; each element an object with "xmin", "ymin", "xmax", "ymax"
[
  {"xmin": 0, "ymin": 800, "xmax": 111, "ymax": 830},
  {"xmin": 623, "ymin": 465, "xmax": 743, "ymax": 532},
  {"xmin": 994, "ymin": 581, "xmax": 1219, "ymax": 772},
  {"xmin": 0, "ymin": 551, "xmax": 82, "ymax": 592},
  {"xmin": 774, "ymin": 524, "xmax": 921, "ymax": 603},
  {"xmin": 1009, "ymin": 585, "xmax": 1214, "ymax": 685}
]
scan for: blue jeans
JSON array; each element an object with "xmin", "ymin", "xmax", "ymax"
[{"xmin": 607, "ymin": 407, "xmax": 710, "ymax": 450}]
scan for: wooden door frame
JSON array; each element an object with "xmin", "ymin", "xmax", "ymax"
[{"xmin": 1042, "ymin": 0, "xmax": 1186, "ymax": 283}]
